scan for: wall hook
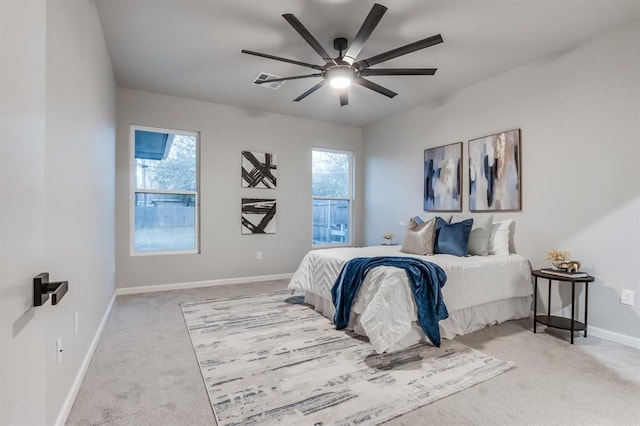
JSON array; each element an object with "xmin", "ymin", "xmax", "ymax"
[{"xmin": 33, "ymin": 272, "xmax": 68, "ymax": 306}]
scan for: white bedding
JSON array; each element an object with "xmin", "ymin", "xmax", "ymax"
[{"xmin": 287, "ymin": 245, "xmax": 533, "ymax": 353}]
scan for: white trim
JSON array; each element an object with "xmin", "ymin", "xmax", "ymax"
[
  {"xmin": 588, "ymin": 325, "xmax": 640, "ymax": 350},
  {"xmin": 551, "ymin": 307, "xmax": 640, "ymax": 349},
  {"xmin": 116, "ymin": 273, "xmax": 294, "ymax": 295},
  {"xmin": 131, "ymin": 124, "xmax": 199, "ymax": 138},
  {"xmin": 312, "ymin": 196, "xmax": 351, "ymax": 201},
  {"xmin": 134, "ymin": 189, "xmax": 197, "ymax": 195},
  {"xmin": 130, "ymin": 247, "xmax": 199, "ymax": 257},
  {"xmin": 54, "ymin": 292, "xmax": 117, "ymax": 426}
]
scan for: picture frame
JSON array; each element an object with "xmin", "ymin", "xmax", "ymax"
[
  {"xmin": 468, "ymin": 129, "xmax": 521, "ymax": 211},
  {"xmin": 241, "ymin": 198, "xmax": 276, "ymax": 234},
  {"xmin": 241, "ymin": 151, "xmax": 277, "ymax": 189},
  {"xmin": 423, "ymin": 142, "xmax": 463, "ymax": 212}
]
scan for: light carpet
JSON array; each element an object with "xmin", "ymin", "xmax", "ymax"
[{"xmin": 181, "ymin": 291, "xmax": 515, "ymax": 426}]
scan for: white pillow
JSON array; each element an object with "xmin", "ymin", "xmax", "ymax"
[
  {"xmin": 488, "ymin": 220, "xmax": 513, "ymax": 256},
  {"xmin": 451, "ymin": 214, "xmax": 493, "ymax": 256}
]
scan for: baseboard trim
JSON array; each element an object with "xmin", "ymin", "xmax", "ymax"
[
  {"xmin": 588, "ymin": 325, "xmax": 640, "ymax": 350},
  {"xmin": 54, "ymin": 292, "xmax": 117, "ymax": 426},
  {"xmin": 115, "ymin": 273, "xmax": 294, "ymax": 295}
]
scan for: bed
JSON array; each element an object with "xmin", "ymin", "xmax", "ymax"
[{"xmin": 288, "ymin": 244, "xmax": 533, "ymax": 353}]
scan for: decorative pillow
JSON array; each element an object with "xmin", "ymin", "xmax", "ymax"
[
  {"xmin": 400, "ymin": 217, "xmax": 436, "ymax": 255},
  {"xmin": 508, "ymin": 220, "xmax": 516, "ymax": 253},
  {"xmin": 434, "ymin": 217, "xmax": 474, "ymax": 256},
  {"xmin": 417, "ymin": 214, "xmax": 451, "ymax": 225},
  {"xmin": 451, "ymin": 214, "xmax": 493, "ymax": 256},
  {"xmin": 488, "ymin": 220, "xmax": 513, "ymax": 256}
]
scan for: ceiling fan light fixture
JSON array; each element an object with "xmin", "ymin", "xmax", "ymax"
[
  {"xmin": 326, "ymin": 66, "xmax": 356, "ymax": 89},
  {"xmin": 330, "ymin": 76, "xmax": 351, "ymax": 89},
  {"xmin": 242, "ymin": 3, "xmax": 442, "ymax": 105}
]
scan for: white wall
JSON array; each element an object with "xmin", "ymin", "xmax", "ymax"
[
  {"xmin": 1, "ymin": 1, "xmax": 48, "ymax": 424},
  {"xmin": 1, "ymin": 0, "xmax": 116, "ymax": 424},
  {"xmin": 44, "ymin": 0, "xmax": 117, "ymax": 422},
  {"xmin": 363, "ymin": 21, "xmax": 640, "ymax": 342},
  {"xmin": 116, "ymin": 88, "xmax": 363, "ymax": 288}
]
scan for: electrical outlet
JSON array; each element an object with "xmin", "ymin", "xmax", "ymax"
[
  {"xmin": 56, "ymin": 338, "xmax": 63, "ymax": 364},
  {"xmin": 398, "ymin": 221, "xmax": 405, "ymax": 227},
  {"xmin": 74, "ymin": 311, "xmax": 79, "ymax": 335},
  {"xmin": 256, "ymin": 251, "xmax": 263, "ymax": 260},
  {"xmin": 621, "ymin": 289, "xmax": 635, "ymax": 306}
]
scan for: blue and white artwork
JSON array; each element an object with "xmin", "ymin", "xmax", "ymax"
[
  {"xmin": 424, "ymin": 142, "xmax": 462, "ymax": 211},
  {"xmin": 468, "ymin": 129, "xmax": 521, "ymax": 211}
]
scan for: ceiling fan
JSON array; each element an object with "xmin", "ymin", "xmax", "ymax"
[{"xmin": 242, "ymin": 3, "xmax": 443, "ymax": 106}]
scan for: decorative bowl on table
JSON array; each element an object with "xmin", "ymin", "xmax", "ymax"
[
  {"xmin": 551, "ymin": 259, "xmax": 581, "ymax": 272},
  {"xmin": 547, "ymin": 249, "xmax": 573, "ymax": 270},
  {"xmin": 551, "ymin": 259, "xmax": 567, "ymax": 270}
]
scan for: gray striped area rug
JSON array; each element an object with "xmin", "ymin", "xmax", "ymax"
[{"xmin": 181, "ymin": 291, "xmax": 514, "ymax": 426}]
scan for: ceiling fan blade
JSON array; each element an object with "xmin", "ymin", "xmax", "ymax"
[
  {"xmin": 354, "ymin": 76, "xmax": 397, "ymax": 98},
  {"xmin": 338, "ymin": 89, "xmax": 349, "ymax": 106},
  {"xmin": 242, "ymin": 50, "xmax": 324, "ymax": 71},
  {"xmin": 343, "ymin": 3, "xmax": 387, "ymax": 65},
  {"xmin": 282, "ymin": 14, "xmax": 335, "ymax": 63},
  {"xmin": 293, "ymin": 80, "xmax": 327, "ymax": 102},
  {"xmin": 255, "ymin": 73, "xmax": 323, "ymax": 84},
  {"xmin": 360, "ymin": 68, "xmax": 437, "ymax": 76},
  {"xmin": 355, "ymin": 34, "xmax": 443, "ymax": 69}
]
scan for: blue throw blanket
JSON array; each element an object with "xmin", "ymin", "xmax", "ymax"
[{"xmin": 331, "ymin": 256, "xmax": 449, "ymax": 347}]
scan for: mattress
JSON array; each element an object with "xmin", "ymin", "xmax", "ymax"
[{"xmin": 288, "ymin": 245, "xmax": 533, "ymax": 353}]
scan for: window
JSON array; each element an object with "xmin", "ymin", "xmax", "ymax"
[
  {"xmin": 131, "ymin": 125, "xmax": 199, "ymax": 255},
  {"xmin": 312, "ymin": 148, "xmax": 353, "ymax": 246}
]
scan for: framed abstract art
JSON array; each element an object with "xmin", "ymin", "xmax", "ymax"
[
  {"xmin": 423, "ymin": 142, "xmax": 462, "ymax": 212},
  {"xmin": 241, "ymin": 151, "xmax": 277, "ymax": 189},
  {"xmin": 241, "ymin": 198, "xmax": 276, "ymax": 234},
  {"xmin": 468, "ymin": 129, "xmax": 521, "ymax": 211}
]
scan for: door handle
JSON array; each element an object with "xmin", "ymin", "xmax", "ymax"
[{"xmin": 33, "ymin": 272, "xmax": 68, "ymax": 306}]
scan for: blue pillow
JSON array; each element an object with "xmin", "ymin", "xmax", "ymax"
[
  {"xmin": 413, "ymin": 216, "xmax": 425, "ymax": 225},
  {"xmin": 434, "ymin": 217, "xmax": 474, "ymax": 256}
]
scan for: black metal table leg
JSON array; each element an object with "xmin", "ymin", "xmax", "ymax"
[
  {"xmin": 570, "ymin": 282, "xmax": 575, "ymax": 344},
  {"xmin": 584, "ymin": 282, "xmax": 588, "ymax": 337},
  {"xmin": 533, "ymin": 276, "xmax": 538, "ymax": 333},
  {"xmin": 547, "ymin": 279, "xmax": 552, "ymax": 317}
]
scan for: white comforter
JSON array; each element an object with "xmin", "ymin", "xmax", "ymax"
[{"xmin": 288, "ymin": 245, "xmax": 532, "ymax": 353}]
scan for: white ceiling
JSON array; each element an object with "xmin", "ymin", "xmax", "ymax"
[{"xmin": 95, "ymin": 0, "xmax": 640, "ymax": 127}]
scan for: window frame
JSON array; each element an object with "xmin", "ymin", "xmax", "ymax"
[
  {"xmin": 311, "ymin": 147, "xmax": 354, "ymax": 248},
  {"xmin": 129, "ymin": 124, "xmax": 200, "ymax": 256}
]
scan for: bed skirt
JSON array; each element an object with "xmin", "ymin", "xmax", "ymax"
[{"xmin": 303, "ymin": 292, "xmax": 532, "ymax": 352}]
